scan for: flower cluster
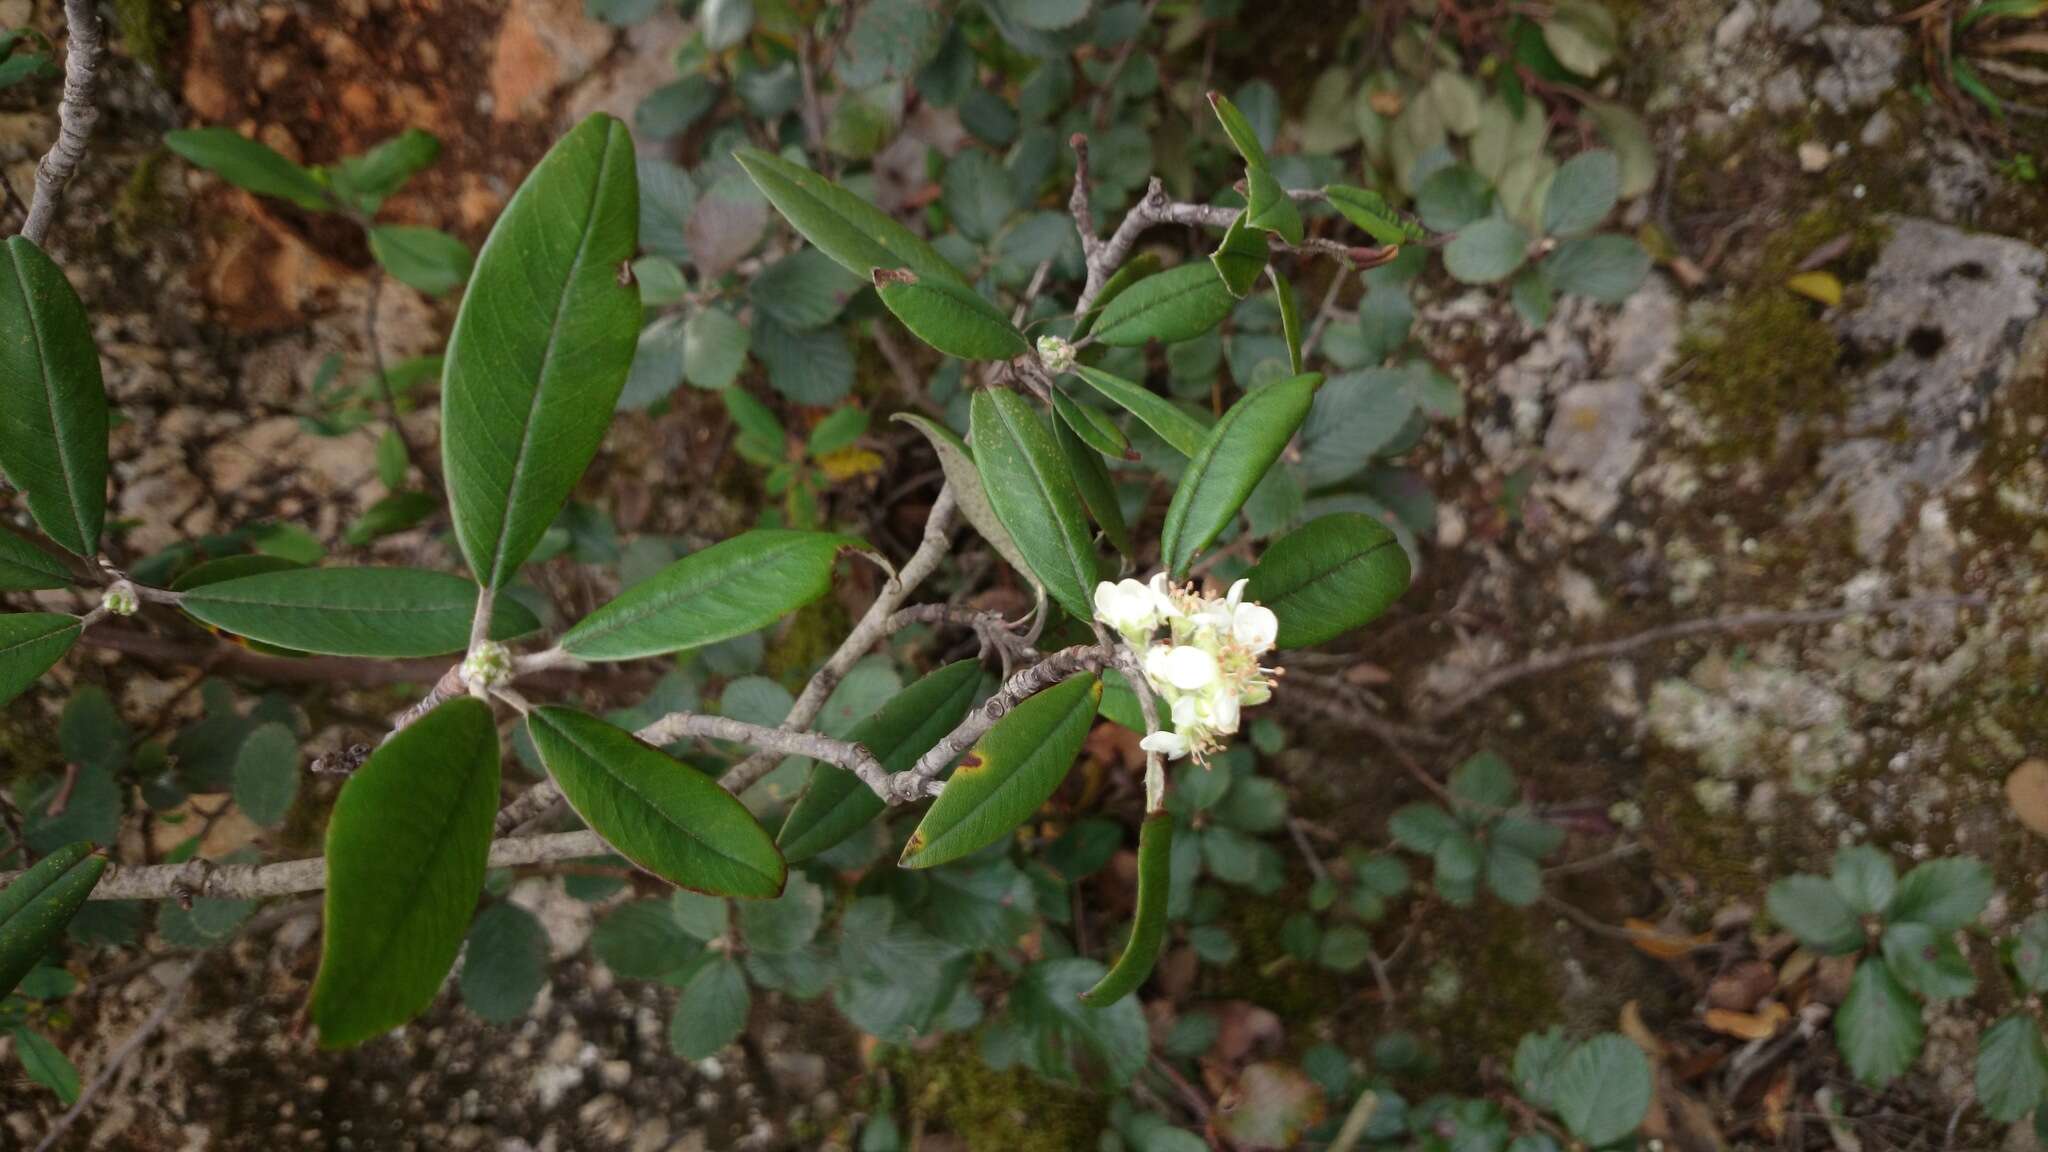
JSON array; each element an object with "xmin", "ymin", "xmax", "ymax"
[
  {"xmin": 1093, "ymin": 574, "xmax": 1281, "ymax": 764},
  {"xmin": 460, "ymin": 640, "xmax": 514, "ymax": 690},
  {"xmin": 101, "ymin": 581, "xmax": 138, "ymax": 617}
]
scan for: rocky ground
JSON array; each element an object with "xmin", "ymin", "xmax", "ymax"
[{"xmin": 3, "ymin": 0, "xmax": 2047, "ymax": 1149}]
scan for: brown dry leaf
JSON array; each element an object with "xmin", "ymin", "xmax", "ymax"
[
  {"xmin": 1626, "ymin": 918, "xmax": 1713, "ymax": 959},
  {"xmin": 1707, "ymin": 960, "xmax": 1778, "ymax": 1012},
  {"xmin": 1661, "ymin": 1082, "xmax": 1729, "ymax": 1152},
  {"xmin": 1620, "ymin": 1000, "xmax": 1666, "ymax": 1059},
  {"xmin": 1704, "ymin": 1003, "xmax": 1787, "ymax": 1041},
  {"xmin": 1777, "ymin": 947, "xmax": 1817, "ymax": 990},
  {"xmin": 1761, "ymin": 1071, "xmax": 1794, "ymax": 1140},
  {"xmin": 1210, "ymin": 1001, "xmax": 1284, "ymax": 1066},
  {"xmin": 1214, "ymin": 1063, "xmax": 1327, "ymax": 1151},
  {"xmin": 2006, "ymin": 758, "xmax": 2048, "ymax": 837},
  {"xmin": 1814, "ymin": 954, "xmax": 1857, "ymax": 1004}
]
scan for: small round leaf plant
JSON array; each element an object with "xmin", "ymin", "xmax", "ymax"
[{"xmin": 0, "ymin": 97, "xmax": 1415, "ymax": 1052}]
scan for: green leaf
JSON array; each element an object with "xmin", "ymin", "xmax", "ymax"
[
  {"xmin": 1388, "ymin": 803, "xmax": 1459, "ymax": 855},
  {"xmin": 1158, "ymin": 373, "xmax": 1320, "ymax": 579},
  {"xmin": 2012, "ymin": 912, "xmax": 2048, "ymax": 994},
  {"xmin": 1880, "ymin": 921, "xmax": 1976, "ymax": 1000},
  {"xmin": 970, "ymin": 388, "xmax": 1098, "ymax": 619},
  {"xmin": 527, "ymin": 707, "xmax": 785, "ymax": 898},
  {"xmin": 1544, "ymin": 235, "xmax": 1650, "ymax": 303},
  {"xmin": 1209, "ymin": 90, "xmax": 1270, "ymax": 167},
  {"xmin": 734, "ymin": 146, "xmax": 968, "ymax": 289},
  {"xmin": 1541, "ymin": 1, "xmax": 1619, "ymax": 77},
  {"xmin": 1551, "ymin": 1034, "xmax": 1652, "ymax": 1147},
  {"xmin": 1273, "ymin": 269, "xmax": 1304, "ymax": 375},
  {"xmin": 873, "ymin": 270, "xmax": 1029, "ymax": 361},
  {"xmin": 1979, "ymin": 1014, "xmax": 2048, "ymax": 1123},
  {"xmin": 1832, "ymin": 845, "xmax": 1897, "ymax": 918},
  {"xmin": 1888, "ymin": 856, "xmax": 1993, "ymax": 931},
  {"xmin": 561, "ymin": 531, "xmax": 859, "ymax": 660},
  {"xmin": 1443, "ymin": 216, "xmax": 1530, "ymax": 284},
  {"xmin": 368, "ymin": 226, "xmax": 473, "ymax": 297},
  {"xmin": 670, "ymin": 954, "xmax": 750, "ymax": 1059},
  {"xmin": 1090, "ymin": 262, "xmax": 1238, "ymax": 347},
  {"xmin": 1013, "ymin": 956, "xmax": 1150, "ymax": 1086},
  {"xmin": 0, "ymin": 237, "xmax": 109, "ymax": 556},
  {"xmin": 1050, "ymin": 389, "xmax": 1132, "ymax": 461},
  {"xmin": 740, "ymin": 872, "xmax": 823, "ymax": 954},
  {"xmin": 1075, "ymin": 251, "xmax": 1160, "ymax": 339},
  {"xmin": 1486, "ymin": 841, "xmax": 1544, "ymax": 906},
  {"xmin": 0, "ymin": 612, "xmax": 80, "ymax": 707},
  {"xmin": 592, "ymin": 899, "xmax": 704, "ymax": 980},
  {"xmin": 1082, "ymin": 814, "xmax": 1171, "ymax": 1006},
  {"xmin": 231, "ymin": 721, "xmax": 299, "ymax": 827},
  {"xmin": 684, "ymin": 307, "xmax": 751, "ymax": 391},
  {"xmin": 782, "ymin": 662, "xmax": 984, "ymax": 861},
  {"xmin": 1069, "ymin": 365, "xmax": 1209, "ymax": 457},
  {"xmin": 0, "ymin": 526, "xmax": 70, "ymax": 590},
  {"xmin": 164, "ymin": 127, "xmax": 332, "ymax": 211},
  {"xmin": 443, "ymin": 113, "xmax": 640, "ymax": 589},
  {"xmin": 1416, "ymin": 165, "xmax": 1493, "ymax": 233},
  {"xmin": 892, "ymin": 413, "xmax": 1039, "ymax": 591},
  {"xmin": 179, "ymin": 567, "xmax": 542, "ymax": 658},
  {"xmin": 312, "ymin": 698, "xmax": 500, "ymax": 1049},
  {"xmin": 13, "ymin": 1026, "xmax": 79, "ymax": 1103},
  {"xmin": 1210, "ymin": 211, "xmax": 1267, "ymax": 299},
  {"xmin": 461, "ymin": 902, "xmax": 549, "ymax": 1024},
  {"xmin": 942, "ymin": 148, "xmax": 1016, "ymax": 241},
  {"xmin": 1767, "ymin": 873, "xmax": 1866, "ymax": 955},
  {"xmin": 1243, "ymin": 513, "xmax": 1409, "ymax": 648},
  {"xmin": 1836, "ymin": 957, "xmax": 1923, "ymax": 1086},
  {"xmin": 1245, "ymin": 168, "xmax": 1303, "ymax": 247},
  {"xmin": 901, "ymin": 675, "xmax": 1101, "ymax": 869},
  {"xmin": 0, "ymin": 842, "xmax": 105, "ymax": 1000},
  {"xmin": 1325, "ymin": 185, "xmax": 1425, "ymax": 246},
  {"xmin": 329, "ymin": 129, "xmax": 440, "ymax": 214},
  {"xmin": 1054, "ymin": 413, "xmax": 1133, "ymax": 559},
  {"xmin": 1514, "ymin": 1028, "xmax": 1569, "ymax": 1108},
  {"xmin": 751, "ymin": 248, "xmax": 863, "ymax": 331},
  {"xmin": 1450, "ymin": 751, "xmax": 1517, "ymax": 809},
  {"xmin": 1542, "ymin": 150, "xmax": 1620, "ymax": 237}
]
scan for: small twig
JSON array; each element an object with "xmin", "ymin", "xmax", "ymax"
[
  {"xmin": 384, "ymin": 664, "xmax": 464, "ymax": 742},
  {"xmin": 33, "ymin": 957, "xmax": 198, "ymax": 1152},
  {"xmin": 1299, "ymin": 266, "xmax": 1351, "ymax": 362},
  {"xmin": 1422, "ymin": 594, "xmax": 1988, "ymax": 723},
  {"xmin": 721, "ymin": 486, "xmax": 958, "ymax": 794},
  {"xmin": 19, "ymin": 0, "xmax": 101, "ymax": 246},
  {"xmin": 895, "ymin": 644, "xmax": 1108, "ymax": 802}
]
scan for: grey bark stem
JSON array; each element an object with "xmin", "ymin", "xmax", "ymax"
[
  {"xmin": 892, "ymin": 644, "xmax": 1108, "ymax": 802},
  {"xmin": 20, "ymin": 0, "xmax": 101, "ymax": 246}
]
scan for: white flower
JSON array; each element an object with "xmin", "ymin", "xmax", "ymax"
[
  {"xmin": 1231, "ymin": 602, "xmax": 1279, "ymax": 653},
  {"xmin": 1149, "ymin": 644, "xmax": 1219, "ymax": 692},
  {"xmin": 1140, "ymin": 730, "xmax": 1191, "ymax": 759},
  {"xmin": 1147, "ymin": 573, "xmax": 1184, "ymax": 619},
  {"xmin": 1207, "ymin": 690, "xmax": 1241, "ymax": 735},
  {"xmin": 1092, "ymin": 579, "xmax": 1158, "ymax": 639},
  {"xmin": 1035, "ymin": 334, "xmax": 1076, "ymax": 374}
]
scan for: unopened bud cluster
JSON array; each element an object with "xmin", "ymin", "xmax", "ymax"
[
  {"xmin": 460, "ymin": 640, "xmax": 514, "ymax": 690},
  {"xmin": 1035, "ymin": 334, "xmax": 1076, "ymax": 375},
  {"xmin": 1093, "ymin": 574, "xmax": 1280, "ymax": 763},
  {"xmin": 101, "ymin": 581, "xmax": 139, "ymax": 617}
]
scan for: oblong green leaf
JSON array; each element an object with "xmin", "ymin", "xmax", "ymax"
[
  {"xmin": 1978, "ymin": 1013, "xmax": 2048, "ymax": 1123},
  {"xmin": 901, "ymin": 674, "xmax": 1101, "ymax": 869},
  {"xmin": 1208, "ymin": 90, "xmax": 1272, "ymax": 168},
  {"xmin": 0, "ymin": 237, "xmax": 108, "ymax": 557},
  {"xmin": 1070, "ymin": 365, "xmax": 1209, "ymax": 458},
  {"xmin": 1159, "ymin": 373, "xmax": 1321, "ymax": 579},
  {"xmin": 1243, "ymin": 513, "xmax": 1410, "ymax": 648},
  {"xmin": 1050, "ymin": 388, "xmax": 1131, "ymax": 461},
  {"xmin": 1210, "ymin": 210, "xmax": 1267, "ymax": 299},
  {"xmin": 1245, "ymin": 167, "xmax": 1304, "ymax": 246},
  {"xmin": 0, "ymin": 842, "xmax": 105, "ymax": 999},
  {"xmin": 734, "ymin": 146, "xmax": 968, "ymax": 289},
  {"xmin": 1837, "ymin": 956, "xmax": 1923, "ymax": 1087},
  {"xmin": 1053, "ymin": 411, "xmax": 1133, "ymax": 560},
  {"xmin": 1090, "ymin": 262, "xmax": 1237, "ymax": 348},
  {"xmin": 873, "ymin": 269, "xmax": 1028, "ymax": 361},
  {"xmin": 1081, "ymin": 814, "xmax": 1170, "ymax": 1007},
  {"xmin": 1273, "ymin": 268, "xmax": 1304, "ymax": 375},
  {"xmin": 561, "ymin": 530, "xmax": 860, "ymax": 661},
  {"xmin": 13, "ymin": 1025, "xmax": 79, "ymax": 1103},
  {"xmin": 312, "ymin": 697, "xmax": 500, "ymax": 1049},
  {"xmin": 443, "ymin": 113, "xmax": 640, "ymax": 589},
  {"xmin": 528, "ymin": 706, "xmax": 785, "ymax": 898},
  {"xmin": 780, "ymin": 661, "xmax": 984, "ymax": 862},
  {"xmin": 0, "ymin": 526, "xmax": 69, "ymax": 590},
  {"xmin": 0, "ymin": 612, "xmax": 80, "ymax": 707},
  {"xmin": 1324, "ymin": 184, "xmax": 1425, "ymax": 245},
  {"xmin": 1075, "ymin": 252, "xmax": 1161, "ymax": 340},
  {"xmin": 893, "ymin": 414, "xmax": 1038, "ymax": 591},
  {"xmin": 164, "ymin": 127, "xmax": 333, "ymax": 211},
  {"xmin": 970, "ymin": 389, "xmax": 1097, "ymax": 620},
  {"xmin": 179, "ymin": 567, "xmax": 542, "ymax": 658}
]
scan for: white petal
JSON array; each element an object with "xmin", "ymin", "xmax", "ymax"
[
  {"xmin": 1232, "ymin": 603, "xmax": 1280, "ymax": 652},
  {"xmin": 1140, "ymin": 731, "xmax": 1190, "ymax": 759},
  {"xmin": 1209, "ymin": 690, "xmax": 1241, "ymax": 734},
  {"xmin": 1148, "ymin": 573, "xmax": 1183, "ymax": 618},
  {"xmin": 1226, "ymin": 578, "xmax": 1249, "ymax": 609},
  {"xmin": 1159, "ymin": 645, "xmax": 1220, "ymax": 691},
  {"xmin": 1171, "ymin": 695, "xmax": 1200, "ymax": 728}
]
